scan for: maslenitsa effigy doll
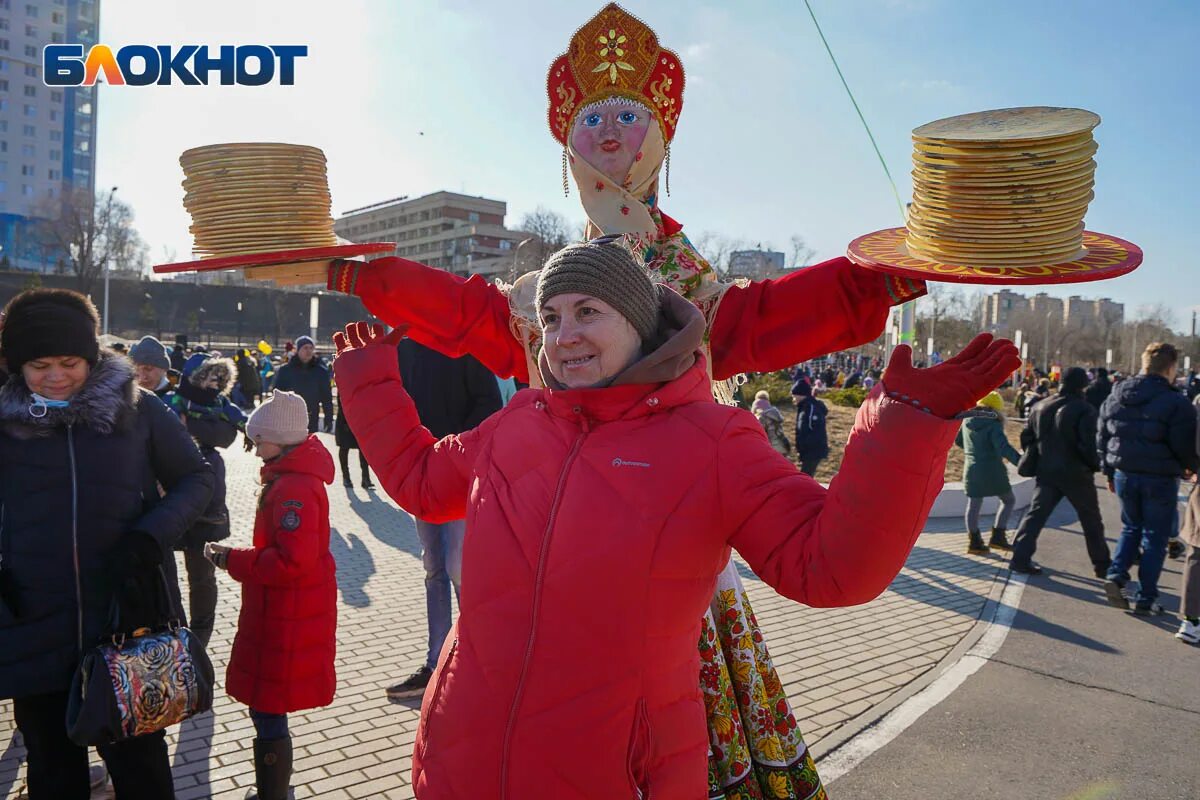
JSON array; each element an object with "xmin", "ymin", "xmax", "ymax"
[{"xmin": 327, "ymin": 5, "xmax": 927, "ymax": 798}]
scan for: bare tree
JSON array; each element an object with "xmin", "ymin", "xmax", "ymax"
[
  {"xmin": 789, "ymin": 234, "xmax": 816, "ymax": 269},
  {"xmin": 29, "ymin": 187, "xmax": 148, "ymax": 295},
  {"xmin": 517, "ymin": 206, "xmax": 575, "ymax": 273},
  {"xmin": 690, "ymin": 231, "xmax": 747, "ymax": 275}
]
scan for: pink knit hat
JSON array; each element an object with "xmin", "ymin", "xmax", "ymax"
[{"xmin": 246, "ymin": 390, "xmax": 309, "ymax": 446}]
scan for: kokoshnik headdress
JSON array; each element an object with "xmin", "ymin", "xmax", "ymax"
[{"xmin": 547, "ymin": 2, "xmax": 685, "ymax": 206}]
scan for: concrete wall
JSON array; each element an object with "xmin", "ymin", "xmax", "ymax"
[{"xmin": 0, "ymin": 271, "xmax": 374, "ymax": 349}]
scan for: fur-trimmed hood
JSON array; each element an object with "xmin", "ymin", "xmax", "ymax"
[
  {"xmin": 0, "ymin": 351, "xmax": 138, "ymax": 439},
  {"xmin": 189, "ymin": 356, "xmax": 235, "ymax": 396}
]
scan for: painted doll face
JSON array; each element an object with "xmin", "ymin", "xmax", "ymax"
[{"xmin": 570, "ymin": 100, "xmax": 653, "ymax": 183}]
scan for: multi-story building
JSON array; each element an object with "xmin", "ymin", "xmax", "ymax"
[
  {"xmin": 984, "ymin": 289, "xmax": 1030, "ymax": 330},
  {"xmin": 1027, "ymin": 292, "xmax": 1065, "ymax": 322},
  {"xmin": 334, "ymin": 191, "xmax": 529, "ymax": 279},
  {"xmin": 0, "ymin": 0, "xmax": 99, "ymax": 269},
  {"xmin": 983, "ymin": 290, "xmax": 1124, "ymax": 333},
  {"xmin": 727, "ymin": 249, "xmax": 786, "ymax": 281}
]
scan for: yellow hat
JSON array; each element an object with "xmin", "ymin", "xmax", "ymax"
[{"xmin": 977, "ymin": 391, "xmax": 1004, "ymax": 412}]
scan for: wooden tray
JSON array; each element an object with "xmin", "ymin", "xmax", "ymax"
[
  {"xmin": 846, "ymin": 227, "xmax": 1141, "ymax": 285},
  {"xmin": 153, "ymin": 243, "xmax": 395, "ymax": 286}
]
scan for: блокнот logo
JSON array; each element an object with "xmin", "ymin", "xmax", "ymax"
[{"xmin": 43, "ymin": 45, "xmax": 308, "ymax": 87}]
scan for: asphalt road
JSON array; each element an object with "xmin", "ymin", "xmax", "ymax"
[{"xmin": 828, "ymin": 480, "xmax": 1200, "ymax": 800}]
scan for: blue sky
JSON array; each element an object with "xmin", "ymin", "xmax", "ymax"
[{"xmin": 95, "ymin": 0, "xmax": 1199, "ymax": 330}]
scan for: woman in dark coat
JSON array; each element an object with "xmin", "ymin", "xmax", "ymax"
[
  {"xmin": 0, "ymin": 289, "xmax": 213, "ymax": 800},
  {"xmin": 334, "ymin": 393, "xmax": 373, "ymax": 488},
  {"xmin": 955, "ymin": 391, "xmax": 1021, "ymax": 554}
]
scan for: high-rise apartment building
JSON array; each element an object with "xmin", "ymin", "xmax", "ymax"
[
  {"xmin": 334, "ymin": 191, "xmax": 529, "ymax": 279},
  {"xmin": 0, "ymin": 0, "xmax": 99, "ymax": 269}
]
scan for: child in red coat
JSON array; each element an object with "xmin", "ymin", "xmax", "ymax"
[{"xmin": 205, "ymin": 390, "xmax": 337, "ymax": 800}]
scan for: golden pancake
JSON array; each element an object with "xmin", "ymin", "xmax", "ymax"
[
  {"xmin": 913, "ymin": 161, "xmax": 1095, "ymax": 188},
  {"xmin": 912, "ymin": 141, "xmax": 1098, "ymax": 171},
  {"xmin": 913, "ymin": 132, "xmax": 1093, "ymax": 159},
  {"xmin": 913, "ymin": 107, "xmax": 1100, "ymax": 143}
]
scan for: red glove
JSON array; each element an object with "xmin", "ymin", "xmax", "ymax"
[
  {"xmin": 881, "ymin": 333, "xmax": 1020, "ymax": 419},
  {"xmin": 332, "ymin": 321, "xmax": 406, "ymax": 356}
]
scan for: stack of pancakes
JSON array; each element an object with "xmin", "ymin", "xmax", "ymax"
[
  {"xmin": 905, "ymin": 107, "xmax": 1100, "ymax": 266},
  {"xmin": 180, "ymin": 143, "xmax": 336, "ymax": 258}
]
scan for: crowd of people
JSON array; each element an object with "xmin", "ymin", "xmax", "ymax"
[
  {"xmin": 948, "ymin": 344, "xmax": 1200, "ymax": 644},
  {"xmin": 0, "ymin": 5, "xmax": 1193, "ymax": 799}
]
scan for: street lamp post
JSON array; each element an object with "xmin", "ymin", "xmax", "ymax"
[
  {"xmin": 1043, "ymin": 311, "xmax": 1052, "ymax": 374},
  {"xmin": 1130, "ymin": 321, "xmax": 1140, "ymax": 374}
]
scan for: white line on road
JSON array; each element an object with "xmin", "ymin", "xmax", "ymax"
[{"xmin": 819, "ymin": 573, "xmax": 1028, "ymax": 784}]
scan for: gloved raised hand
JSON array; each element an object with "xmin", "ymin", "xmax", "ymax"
[
  {"xmin": 881, "ymin": 333, "xmax": 1020, "ymax": 420},
  {"xmin": 332, "ymin": 321, "xmax": 407, "ymax": 356}
]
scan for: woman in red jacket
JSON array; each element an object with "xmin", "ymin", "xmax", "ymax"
[
  {"xmin": 325, "ymin": 7, "xmax": 927, "ymax": 795},
  {"xmin": 335, "ymin": 238, "xmax": 1018, "ymax": 799},
  {"xmin": 205, "ymin": 390, "xmax": 338, "ymax": 800}
]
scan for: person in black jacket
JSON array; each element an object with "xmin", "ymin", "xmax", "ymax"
[
  {"xmin": 1099, "ymin": 342, "xmax": 1199, "ymax": 615},
  {"xmin": 1084, "ymin": 366, "xmax": 1112, "ymax": 411},
  {"xmin": 0, "ymin": 289, "xmax": 213, "ymax": 800},
  {"xmin": 1009, "ymin": 367, "xmax": 1111, "ymax": 577},
  {"xmin": 791, "ymin": 379, "xmax": 829, "ymax": 477},
  {"xmin": 271, "ymin": 335, "xmax": 333, "ymax": 433},
  {"xmin": 385, "ymin": 337, "xmax": 502, "ymax": 700},
  {"xmin": 166, "ymin": 354, "xmax": 246, "ymax": 649},
  {"xmin": 334, "ymin": 394, "xmax": 374, "ymax": 489}
]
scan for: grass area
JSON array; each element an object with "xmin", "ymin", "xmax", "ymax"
[{"xmin": 771, "ymin": 397, "xmax": 1025, "ymax": 484}]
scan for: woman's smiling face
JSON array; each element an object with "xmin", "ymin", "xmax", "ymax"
[{"xmin": 570, "ymin": 100, "xmax": 653, "ymax": 183}]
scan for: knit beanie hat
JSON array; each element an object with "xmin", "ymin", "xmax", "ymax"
[
  {"xmin": 534, "ymin": 236, "xmax": 660, "ymax": 342},
  {"xmin": 791, "ymin": 379, "xmax": 813, "ymax": 397},
  {"xmin": 246, "ymin": 390, "xmax": 310, "ymax": 446},
  {"xmin": 129, "ymin": 335, "xmax": 171, "ymax": 370},
  {"xmin": 1, "ymin": 288, "xmax": 100, "ymax": 373},
  {"xmin": 295, "ymin": 335, "xmax": 315, "ymax": 351}
]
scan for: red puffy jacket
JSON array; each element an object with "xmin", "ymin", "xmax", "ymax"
[
  {"xmin": 225, "ymin": 435, "xmax": 338, "ymax": 715},
  {"xmin": 337, "ymin": 339, "xmax": 956, "ymax": 799}
]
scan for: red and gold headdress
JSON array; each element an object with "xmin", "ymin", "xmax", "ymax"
[{"xmin": 546, "ymin": 3, "xmax": 685, "ymax": 147}]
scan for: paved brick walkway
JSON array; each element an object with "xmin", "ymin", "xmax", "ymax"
[{"xmin": 1, "ymin": 434, "xmax": 1004, "ymax": 799}]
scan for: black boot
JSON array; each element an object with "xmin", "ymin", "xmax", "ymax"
[
  {"xmin": 988, "ymin": 527, "xmax": 1013, "ymax": 551},
  {"xmin": 967, "ymin": 530, "xmax": 990, "ymax": 555},
  {"xmin": 244, "ymin": 737, "xmax": 294, "ymax": 800}
]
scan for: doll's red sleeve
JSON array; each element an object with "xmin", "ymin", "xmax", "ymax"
[
  {"xmin": 708, "ymin": 256, "xmax": 926, "ymax": 381},
  {"xmin": 329, "ymin": 257, "xmax": 529, "ymax": 383}
]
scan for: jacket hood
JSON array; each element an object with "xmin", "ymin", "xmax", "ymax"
[
  {"xmin": 963, "ymin": 415, "xmax": 1003, "ymax": 432},
  {"xmin": 189, "ymin": 356, "xmax": 235, "ymax": 395},
  {"xmin": 1111, "ymin": 374, "xmax": 1174, "ymax": 407},
  {"xmin": 0, "ymin": 351, "xmax": 137, "ymax": 439},
  {"xmin": 260, "ymin": 434, "xmax": 335, "ymax": 485},
  {"xmin": 537, "ymin": 285, "xmax": 706, "ymax": 391}
]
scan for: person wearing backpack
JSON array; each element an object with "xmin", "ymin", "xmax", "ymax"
[{"xmin": 791, "ymin": 379, "xmax": 829, "ymax": 477}]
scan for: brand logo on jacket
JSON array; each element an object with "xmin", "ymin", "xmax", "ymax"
[
  {"xmin": 612, "ymin": 457, "xmax": 651, "ymax": 468},
  {"xmin": 43, "ymin": 44, "xmax": 308, "ymax": 87}
]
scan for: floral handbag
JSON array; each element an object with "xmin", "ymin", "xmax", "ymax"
[{"xmin": 66, "ymin": 566, "xmax": 214, "ymax": 746}]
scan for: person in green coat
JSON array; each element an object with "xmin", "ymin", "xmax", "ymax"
[{"xmin": 955, "ymin": 391, "xmax": 1021, "ymax": 554}]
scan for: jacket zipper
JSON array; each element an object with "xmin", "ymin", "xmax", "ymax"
[
  {"xmin": 498, "ymin": 417, "xmax": 589, "ymax": 798},
  {"xmin": 419, "ymin": 637, "xmax": 458, "ymax": 760},
  {"xmin": 67, "ymin": 424, "xmax": 84, "ymax": 654}
]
